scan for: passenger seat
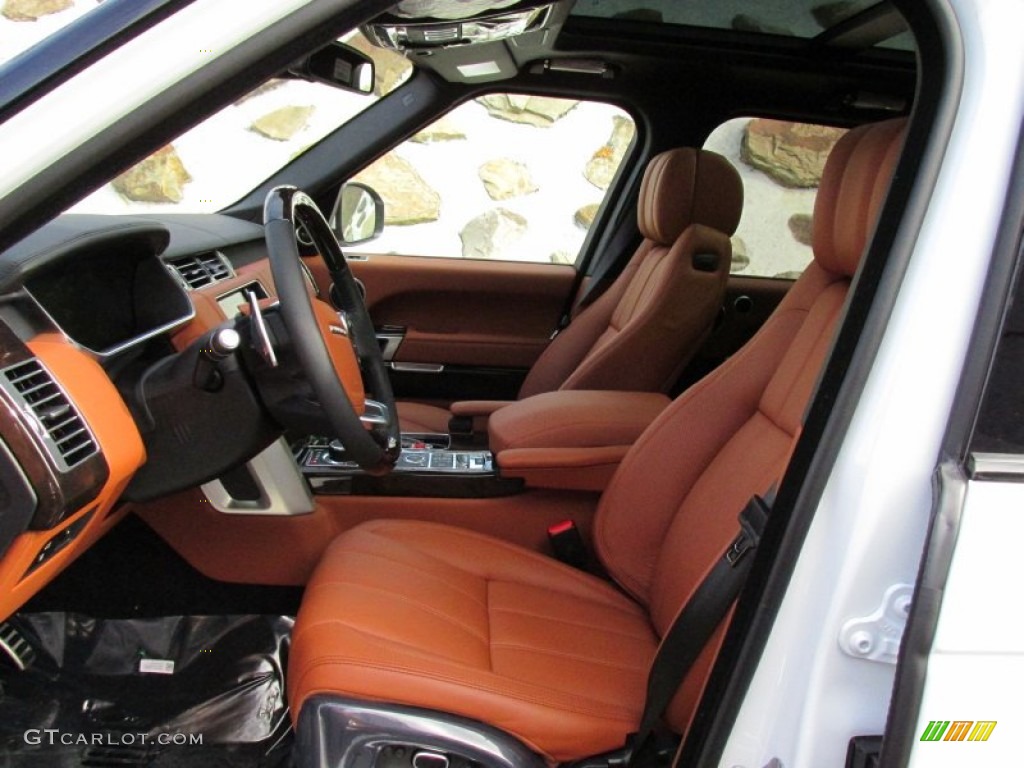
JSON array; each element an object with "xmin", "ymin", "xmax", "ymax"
[
  {"xmin": 289, "ymin": 118, "xmax": 908, "ymax": 763},
  {"xmin": 397, "ymin": 146, "xmax": 744, "ymax": 434}
]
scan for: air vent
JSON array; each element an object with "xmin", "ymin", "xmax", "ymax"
[
  {"xmin": 167, "ymin": 251, "xmax": 234, "ymax": 290},
  {"xmin": 0, "ymin": 359, "xmax": 98, "ymax": 471}
]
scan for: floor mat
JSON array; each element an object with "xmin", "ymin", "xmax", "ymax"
[{"xmin": 0, "ymin": 613, "xmax": 294, "ymax": 767}]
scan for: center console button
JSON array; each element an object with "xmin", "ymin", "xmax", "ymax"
[{"xmin": 430, "ymin": 452, "xmax": 456, "ymax": 469}]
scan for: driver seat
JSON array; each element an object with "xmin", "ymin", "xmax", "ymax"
[
  {"xmin": 288, "ymin": 119, "xmax": 907, "ymax": 765},
  {"xmin": 397, "ymin": 146, "xmax": 744, "ymax": 434}
]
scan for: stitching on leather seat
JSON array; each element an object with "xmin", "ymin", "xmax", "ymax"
[
  {"xmin": 488, "ymin": 605, "xmax": 654, "ymax": 640},
  {"xmin": 489, "ymin": 641, "xmax": 649, "ymax": 673},
  {"xmin": 330, "ymin": 546, "xmax": 488, "ymax": 606},
  {"xmin": 308, "ymin": 580, "xmax": 489, "ymax": 646},
  {"xmin": 295, "ymin": 653, "xmax": 642, "ymax": 720}
]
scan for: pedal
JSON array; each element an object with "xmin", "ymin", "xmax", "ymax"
[{"xmin": 0, "ymin": 621, "xmax": 36, "ymax": 670}]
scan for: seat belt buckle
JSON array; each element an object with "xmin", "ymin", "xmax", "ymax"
[
  {"xmin": 725, "ymin": 494, "xmax": 770, "ymax": 567},
  {"xmin": 547, "ymin": 520, "xmax": 589, "ymax": 569}
]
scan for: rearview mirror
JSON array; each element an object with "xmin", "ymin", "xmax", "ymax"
[
  {"xmin": 288, "ymin": 41, "xmax": 374, "ymax": 95},
  {"xmin": 332, "ymin": 182, "xmax": 385, "ymax": 245}
]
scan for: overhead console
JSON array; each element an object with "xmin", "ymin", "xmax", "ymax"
[
  {"xmin": 361, "ymin": 0, "xmax": 571, "ymax": 83},
  {"xmin": 364, "ymin": 1, "xmax": 555, "ymax": 51}
]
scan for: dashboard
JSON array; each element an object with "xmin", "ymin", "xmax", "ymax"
[{"xmin": 0, "ymin": 212, "xmax": 278, "ymax": 620}]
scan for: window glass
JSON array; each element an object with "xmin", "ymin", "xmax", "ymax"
[
  {"xmin": 971, "ymin": 244, "xmax": 1024, "ymax": 454},
  {"xmin": 345, "ymin": 95, "xmax": 635, "ymax": 265},
  {"xmin": 571, "ymin": 0, "xmax": 876, "ymax": 38},
  {"xmin": 704, "ymin": 117, "xmax": 847, "ymax": 279},
  {"xmin": 64, "ymin": 32, "xmax": 412, "ymax": 214},
  {"xmin": 569, "ymin": 0, "xmax": 915, "ymax": 51},
  {"xmin": 0, "ymin": 1, "xmax": 97, "ymax": 61}
]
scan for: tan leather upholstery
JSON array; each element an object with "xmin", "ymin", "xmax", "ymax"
[
  {"xmin": 489, "ymin": 391, "xmax": 671, "ymax": 454},
  {"xmin": 397, "ymin": 147, "xmax": 743, "ymax": 433},
  {"xmin": 289, "ymin": 520, "xmax": 658, "ymax": 761},
  {"xmin": 395, "ymin": 400, "xmax": 455, "ymax": 434},
  {"xmin": 489, "ymin": 391, "xmax": 671, "ymax": 491},
  {"xmin": 290, "ymin": 119, "xmax": 907, "ymax": 761}
]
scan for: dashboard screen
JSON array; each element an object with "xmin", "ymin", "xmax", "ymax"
[
  {"xmin": 216, "ymin": 282, "xmax": 267, "ymax": 317},
  {"xmin": 26, "ymin": 246, "xmax": 192, "ymax": 356}
]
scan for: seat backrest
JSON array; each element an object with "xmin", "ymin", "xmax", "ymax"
[
  {"xmin": 517, "ymin": 148, "xmax": 743, "ymax": 399},
  {"xmin": 593, "ymin": 118, "xmax": 907, "ymax": 731}
]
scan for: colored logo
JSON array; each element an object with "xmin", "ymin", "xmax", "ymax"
[{"xmin": 920, "ymin": 721, "xmax": 997, "ymax": 742}]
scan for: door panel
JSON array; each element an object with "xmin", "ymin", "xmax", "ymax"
[
  {"xmin": 352, "ymin": 255, "xmax": 574, "ymax": 367},
  {"xmin": 303, "ymin": 254, "xmax": 575, "ymax": 399}
]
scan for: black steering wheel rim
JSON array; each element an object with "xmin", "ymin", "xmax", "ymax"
[{"xmin": 263, "ymin": 186, "xmax": 399, "ymax": 473}]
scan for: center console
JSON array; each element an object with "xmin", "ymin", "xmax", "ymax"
[
  {"xmin": 291, "ymin": 390, "xmax": 671, "ymax": 498},
  {"xmin": 294, "ymin": 433, "xmax": 520, "ymax": 498}
]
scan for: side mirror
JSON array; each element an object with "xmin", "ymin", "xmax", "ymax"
[
  {"xmin": 332, "ymin": 182, "xmax": 385, "ymax": 245},
  {"xmin": 288, "ymin": 41, "xmax": 374, "ymax": 95}
]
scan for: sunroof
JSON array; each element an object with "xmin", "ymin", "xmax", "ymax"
[{"xmin": 570, "ymin": 0, "xmax": 899, "ymax": 43}]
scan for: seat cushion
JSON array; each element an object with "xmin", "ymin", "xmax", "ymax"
[{"xmin": 288, "ymin": 520, "xmax": 658, "ymax": 762}]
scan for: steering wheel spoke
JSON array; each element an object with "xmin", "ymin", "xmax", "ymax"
[{"xmin": 263, "ymin": 186, "xmax": 400, "ymax": 473}]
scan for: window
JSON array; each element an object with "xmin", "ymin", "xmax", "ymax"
[
  {"xmin": 65, "ymin": 32, "xmax": 413, "ymax": 214},
  {"xmin": 704, "ymin": 117, "xmax": 847, "ymax": 279},
  {"xmin": 345, "ymin": 95, "xmax": 635, "ymax": 265},
  {"xmin": 1, "ymin": 1, "xmax": 98, "ymax": 59}
]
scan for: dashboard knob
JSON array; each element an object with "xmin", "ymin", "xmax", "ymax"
[{"xmin": 210, "ymin": 327, "xmax": 241, "ymax": 358}]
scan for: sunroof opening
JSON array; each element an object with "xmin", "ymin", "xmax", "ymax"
[{"xmin": 570, "ymin": 0, "xmax": 913, "ymax": 50}]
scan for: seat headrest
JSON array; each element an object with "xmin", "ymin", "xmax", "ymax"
[
  {"xmin": 813, "ymin": 117, "xmax": 907, "ymax": 277},
  {"xmin": 637, "ymin": 148, "xmax": 743, "ymax": 245}
]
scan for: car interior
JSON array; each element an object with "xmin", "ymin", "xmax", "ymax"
[{"xmin": 0, "ymin": 0, "xmax": 939, "ymax": 766}]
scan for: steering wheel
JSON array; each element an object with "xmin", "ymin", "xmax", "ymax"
[{"xmin": 263, "ymin": 186, "xmax": 400, "ymax": 473}]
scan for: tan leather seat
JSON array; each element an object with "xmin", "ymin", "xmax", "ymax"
[
  {"xmin": 398, "ymin": 147, "xmax": 744, "ymax": 434},
  {"xmin": 289, "ymin": 119, "xmax": 907, "ymax": 762}
]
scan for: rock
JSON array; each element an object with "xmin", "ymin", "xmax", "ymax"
[
  {"xmin": 460, "ymin": 209, "xmax": 528, "ymax": 260},
  {"xmin": 2, "ymin": 0, "xmax": 72, "ymax": 21},
  {"xmin": 347, "ymin": 31, "xmax": 413, "ymax": 96},
  {"xmin": 111, "ymin": 145, "xmax": 192, "ymax": 204},
  {"xmin": 730, "ymin": 236, "xmax": 750, "ymax": 273},
  {"xmin": 353, "ymin": 154, "xmax": 440, "ymax": 225},
  {"xmin": 741, "ymin": 118, "xmax": 846, "ymax": 188},
  {"xmin": 575, "ymin": 203, "xmax": 600, "ymax": 230},
  {"xmin": 250, "ymin": 105, "xmax": 315, "ymax": 141},
  {"xmin": 788, "ymin": 213, "xmax": 814, "ymax": 245},
  {"xmin": 811, "ymin": 1, "xmax": 859, "ymax": 28},
  {"xmin": 585, "ymin": 115, "xmax": 636, "ymax": 190},
  {"xmin": 411, "ymin": 115, "xmax": 466, "ymax": 143},
  {"xmin": 478, "ymin": 158, "xmax": 538, "ymax": 201},
  {"xmin": 731, "ymin": 14, "xmax": 792, "ymax": 35},
  {"xmin": 477, "ymin": 94, "xmax": 578, "ymax": 127},
  {"xmin": 550, "ymin": 251, "xmax": 575, "ymax": 265}
]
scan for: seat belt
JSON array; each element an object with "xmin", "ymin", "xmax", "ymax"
[
  {"xmin": 553, "ymin": 207, "xmax": 642, "ymax": 335},
  {"xmin": 626, "ymin": 492, "xmax": 771, "ymax": 767}
]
